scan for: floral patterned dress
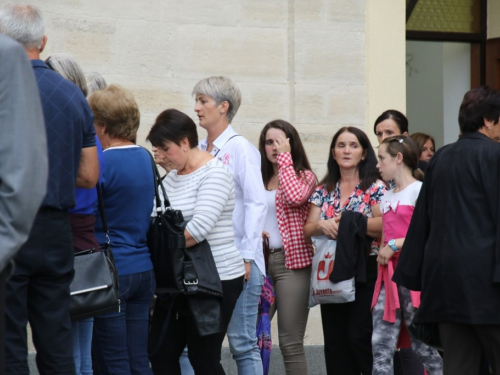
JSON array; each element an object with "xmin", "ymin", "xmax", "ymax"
[{"xmin": 309, "ymin": 179, "xmax": 386, "ymax": 254}]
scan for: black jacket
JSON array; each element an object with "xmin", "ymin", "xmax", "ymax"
[
  {"xmin": 330, "ymin": 210, "xmax": 373, "ymax": 284},
  {"xmin": 393, "ymin": 132, "xmax": 500, "ymax": 324}
]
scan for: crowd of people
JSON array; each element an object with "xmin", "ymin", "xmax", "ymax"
[{"xmin": 1, "ymin": 2, "xmax": 500, "ymax": 375}]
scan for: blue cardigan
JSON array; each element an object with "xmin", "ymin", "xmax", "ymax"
[{"xmin": 95, "ymin": 146, "xmax": 154, "ymax": 276}]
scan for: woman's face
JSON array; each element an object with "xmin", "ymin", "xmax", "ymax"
[
  {"xmin": 376, "ymin": 144, "xmax": 398, "ymax": 182},
  {"xmin": 420, "ymin": 139, "xmax": 435, "ymax": 162},
  {"xmin": 333, "ymin": 131, "xmax": 365, "ymax": 172},
  {"xmin": 194, "ymin": 94, "xmax": 226, "ymax": 130},
  {"xmin": 155, "ymin": 140, "xmax": 187, "ymax": 171},
  {"xmin": 264, "ymin": 128, "xmax": 287, "ymax": 165},
  {"xmin": 375, "ymin": 119, "xmax": 401, "ymax": 144}
]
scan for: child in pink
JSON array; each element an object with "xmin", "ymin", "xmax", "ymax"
[{"xmin": 372, "ymin": 136, "xmax": 442, "ymax": 375}]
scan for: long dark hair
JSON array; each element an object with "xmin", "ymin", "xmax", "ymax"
[
  {"xmin": 258, "ymin": 119, "xmax": 314, "ymax": 188},
  {"xmin": 321, "ymin": 127, "xmax": 380, "ymax": 192}
]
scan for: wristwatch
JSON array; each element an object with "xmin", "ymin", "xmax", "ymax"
[
  {"xmin": 388, "ymin": 239, "xmax": 399, "ymax": 252},
  {"xmin": 243, "ymin": 259, "xmax": 253, "ymax": 264}
]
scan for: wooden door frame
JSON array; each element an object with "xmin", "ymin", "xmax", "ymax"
[{"xmin": 405, "ymin": 0, "xmax": 487, "ymax": 87}]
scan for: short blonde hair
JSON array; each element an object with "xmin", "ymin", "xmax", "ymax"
[{"xmin": 88, "ymin": 84, "xmax": 140, "ymax": 141}]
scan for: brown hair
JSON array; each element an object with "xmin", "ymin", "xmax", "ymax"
[
  {"xmin": 88, "ymin": 84, "xmax": 140, "ymax": 141},
  {"xmin": 410, "ymin": 132, "xmax": 435, "ymax": 156},
  {"xmin": 258, "ymin": 119, "xmax": 315, "ymax": 188},
  {"xmin": 381, "ymin": 135, "xmax": 424, "ymax": 181},
  {"xmin": 321, "ymin": 127, "xmax": 380, "ymax": 192}
]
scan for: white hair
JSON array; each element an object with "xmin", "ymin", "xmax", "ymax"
[
  {"xmin": 192, "ymin": 76, "xmax": 242, "ymax": 123},
  {"xmin": 85, "ymin": 72, "xmax": 108, "ymax": 97},
  {"xmin": 46, "ymin": 53, "xmax": 88, "ymax": 97},
  {"xmin": 0, "ymin": 3, "xmax": 44, "ymax": 49}
]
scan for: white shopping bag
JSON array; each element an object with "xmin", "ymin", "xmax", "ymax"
[{"xmin": 308, "ymin": 236, "xmax": 356, "ymax": 307}]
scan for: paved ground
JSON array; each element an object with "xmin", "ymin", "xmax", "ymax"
[{"xmin": 27, "ymin": 305, "xmax": 326, "ymax": 374}]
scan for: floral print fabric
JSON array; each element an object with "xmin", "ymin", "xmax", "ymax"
[{"xmin": 309, "ymin": 179, "xmax": 386, "ymax": 254}]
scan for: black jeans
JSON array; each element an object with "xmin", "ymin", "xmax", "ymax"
[
  {"xmin": 150, "ymin": 275, "xmax": 244, "ymax": 375},
  {"xmin": 321, "ymin": 276, "xmax": 376, "ymax": 375},
  {"xmin": 5, "ymin": 208, "xmax": 75, "ymax": 375}
]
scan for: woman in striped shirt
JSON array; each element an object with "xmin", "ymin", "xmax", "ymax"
[
  {"xmin": 258, "ymin": 119, "xmax": 317, "ymax": 374},
  {"xmin": 147, "ymin": 109, "xmax": 245, "ymax": 374}
]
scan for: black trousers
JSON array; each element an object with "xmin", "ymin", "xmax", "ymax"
[
  {"xmin": 395, "ymin": 348, "xmax": 425, "ymax": 375},
  {"xmin": 149, "ymin": 275, "xmax": 244, "ymax": 375},
  {"xmin": 439, "ymin": 322, "xmax": 500, "ymax": 375},
  {"xmin": 321, "ymin": 276, "xmax": 376, "ymax": 375},
  {"xmin": 5, "ymin": 208, "xmax": 75, "ymax": 375}
]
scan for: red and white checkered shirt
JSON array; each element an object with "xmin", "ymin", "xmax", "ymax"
[{"xmin": 276, "ymin": 152, "xmax": 317, "ymax": 269}]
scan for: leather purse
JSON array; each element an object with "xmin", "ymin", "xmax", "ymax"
[
  {"xmin": 69, "ymin": 184, "xmax": 120, "ymax": 321},
  {"xmin": 146, "ymin": 150, "xmax": 223, "ymax": 299}
]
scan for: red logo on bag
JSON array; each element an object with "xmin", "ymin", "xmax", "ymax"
[{"xmin": 317, "ymin": 253, "xmax": 334, "ymax": 281}]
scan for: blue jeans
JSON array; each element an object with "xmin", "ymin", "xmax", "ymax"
[
  {"xmin": 227, "ymin": 262, "xmax": 264, "ymax": 375},
  {"xmin": 180, "ymin": 347, "xmax": 194, "ymax": 375},
  {"xmin": 72, "ymin": 318, "xmax": 93, "ymax": 375},
  {"xmin": 93, "ymin": 269, "xmax": 155, "ymax": 375}
]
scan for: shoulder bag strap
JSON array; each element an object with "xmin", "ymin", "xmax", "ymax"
[
  {"xmin": 143, "ymin": 147, "xmax": 171, "ymax": 213},
  {"xmin": 96, "ymin": 183, "xmax": 110, "ymax": 247},
  {"xmin": 213, "ymin": 134, "xmax": 241, "ymax": 157}
]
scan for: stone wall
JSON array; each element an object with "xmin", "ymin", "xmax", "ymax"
[
  {"xmin": 14, "ymin": 0, "xmax": 406, "ymax": 347},
  {"xmin": 21, "ymin": 0, "xmax": 375, "ymax": 178}
]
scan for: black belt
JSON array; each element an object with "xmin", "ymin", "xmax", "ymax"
[{"xmin": 269, "ymin": 247, "xmax": 283, "ymax": 254}]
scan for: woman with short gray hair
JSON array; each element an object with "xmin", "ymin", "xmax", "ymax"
[
  {"xmin": 45, "ymin": 53, "xmax": 88, "ymax": 97},
  {"xmin": 194, "ymin": 76, "xmax": 267, "ymax": 375},
  {"xmin": 86, "ymin": 72, "xmax": 107, "ymax": 97}
]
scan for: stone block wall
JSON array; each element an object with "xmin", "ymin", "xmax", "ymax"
[{"xmin": 23, "ymin": 0, "xmax": 369, "ymax": 179}]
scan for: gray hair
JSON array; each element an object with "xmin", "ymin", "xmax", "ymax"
[
  {"xmin": 192, "ymin": 76, "xmax": 242, "ymax": 123},
  {"xmin": 0, "ymin": 3, "xmax": 44, "ymax": 49},
  {"xmin": 46, "ymin": 53, "xmax": 88, "ymax": 97},
  {"xmin": 86, "ymin": 72, "xmax": 108, "ymax": 97}
]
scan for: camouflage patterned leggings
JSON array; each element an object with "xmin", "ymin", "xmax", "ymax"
[{"xmin": 372, "ymin": 285, "xmax": 443, "ymax": 375}]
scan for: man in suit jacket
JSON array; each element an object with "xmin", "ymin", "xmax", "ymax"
[{"xmin": 0, "ymin": 33, "xmax": 48, "ymax": 375}]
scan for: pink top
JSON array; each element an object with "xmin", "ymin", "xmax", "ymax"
[{"xmin": 371, "ymin": 181, "xmax": 422, "ymax": 323}]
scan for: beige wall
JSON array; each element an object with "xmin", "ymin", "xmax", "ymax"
[
  {"xmin": 488, "ymin": 0, "xmax": 500, "ymax": 39},
  {"xmin": 6, "ymin": 0, "xmax": 403, "ymax": 177},
  {"xmin": 366, "ymin": 0, "xmax": 406, "ymax": 145}
]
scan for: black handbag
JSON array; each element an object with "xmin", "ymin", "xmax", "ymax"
[
  {"xmin": 408, "ymin": 322, "xmax": 443, "ymax": 351},
  {"xmin": 146, "ymin": 151, "xmax": 223, "ymax": 298},
  {"xmin": 147, "ymin": 152, "xmax": 186, "ymax": 294},
  {"xmin": 69, "ymin": 184, "xmax": 120, "ymax": 321}
]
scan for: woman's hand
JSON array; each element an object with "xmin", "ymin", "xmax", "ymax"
[
  {"xmin": 318, "ymin": 216, "xmax": 341, "ymax": 240},
  {"xmin": 262, "ymin": 231, "xmax": 270, "ymax": 240},
  {"xmin": 377, "ymin": 245, "xmax": 395, "ymax": 266},
  {"xmin": 275, "ymin": 136, "xmax": 291, "ymax": 154}
]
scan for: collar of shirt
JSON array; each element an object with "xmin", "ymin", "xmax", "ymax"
[
  {"xmin": 199, "ymin": 125, "xmax": 237, "ymax": 155},
  {"xmin": 31, "ymin": 59, "xmax": 50, "ymax": 70}
]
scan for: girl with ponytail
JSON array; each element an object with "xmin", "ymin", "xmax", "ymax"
[{"xmin": 371, "ymin": 136, "xmax": 443, "ymax": 375}]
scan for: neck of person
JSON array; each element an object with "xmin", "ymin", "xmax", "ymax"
[
  {"xmin": 272, "ymin": 162, "xmax": 279, "ymax": 177},
  {"xmin": 105, "ymin": 138, "xmax": 134, "ymax": 150},
  {"xmin": 177, "ymin": 148, "xmax": 211, "ymax": 175},
  {"xmin": 26, "ymin": 48, "xmax": 41, "ymax": 61},
  {"xmin": 205, "ymin": 119, "xmax": 230, "ymax": 152},
  {"xmin": 393, "ymin": 167, "xmax": 416, "ymax": 192},
  {"xmin": 339, "ymin": 168, "xmax": 360, "ymax": 186}
]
